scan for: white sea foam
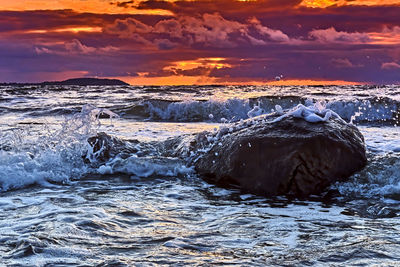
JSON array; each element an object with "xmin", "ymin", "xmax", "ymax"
[
  {"xmin": 146, "ymin": 98, "xmax": 250, "ymax": 122},
  {"xmin": 247, "ymin": 105, "xmax": 264, "ymax": 118},
  {"xmin": 140, "ymin": 97, "xmax": 399, "ymax": 124},
  {"xmin": 335, "ymin": 155, "xmax": 400, "ymax": 199},
  {"xmin": 1, "ymin": 99, "xmax": 398, "ymax": 198},
  {"xmin": 96, "ymin": 155, "xmax": 194, "ymax": 178},
  {"xmin": 332, "ymin": 125, "xmax": 400, "ymax": 199},
  {"xmin": 0, "ymin": 105, "xmax": 116, "ymax": 191},
  {"xmin": 271, "ymin": 102, "xmax": 343, "ymax": 123}
]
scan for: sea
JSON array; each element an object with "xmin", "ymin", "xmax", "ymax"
[{"xmin": 0, "ymin": 84, "xmax": 399, "ymax": 266}]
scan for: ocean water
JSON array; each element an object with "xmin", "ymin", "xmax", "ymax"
[{"xmin": 0, "ymin": 85, "xmax": 399, "ymax": 266}]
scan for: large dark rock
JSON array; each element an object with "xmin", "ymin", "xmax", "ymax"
[{"xmin": 191, "ymin": 117, "xmax": 367, "ymax": 197}]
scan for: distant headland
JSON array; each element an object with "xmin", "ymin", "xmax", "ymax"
[{"xmin": 0, "ymin": 78, "xmax": 130, "ymax": 86}]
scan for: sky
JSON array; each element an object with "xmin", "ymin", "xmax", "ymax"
[{"xmin": 0, "ymin": 0, "xmax": 400, "ymax": 85}]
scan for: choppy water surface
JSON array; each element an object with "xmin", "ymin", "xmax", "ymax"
[{"xmin": 0, "ymin": 85, "xmax": 399, "ymax": 266}]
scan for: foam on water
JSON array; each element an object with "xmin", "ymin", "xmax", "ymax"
[
  {"xmin": 0, "ymin": 104, "xmax": 196, "ymax": 191},
  {"xmin": 0, "ymin": 105, "xmax": 117, "ymax": 191},
  {"xmin": 1, "ymin": 100, "xmax": 399, "ymax": 201},
  {"xmin": 170, "ymin": 102, "xmax": 400, "ymax": 202},
  {"xmin": 334, "ymin": 134, "xmax": 400, "ymax": 201},
  {"xmin": 129, "ymin": 96, "xmax": 399, "ymax": 125},
  {"xmin": 329, "ymin": 124, "xmax": 400, "ymax": 201},
  {"xmin": 2, "ymin": 85, "xmax": 400, "ymax": 266},
  {"xmin": 334, "ymin": 154, "xmax": 400, "ymax": 200},
  {"xmin": 144, "ymin": 98, "xmax": 250, "ymax": 122},
  {"xmin": 96, "ymin": 156, "xmax": 194, "ymax": 178}
]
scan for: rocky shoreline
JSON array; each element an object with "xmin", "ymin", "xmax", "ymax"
[{"xmin": 86, "ymin": 105, "xmax": 367, "ymax": 197}]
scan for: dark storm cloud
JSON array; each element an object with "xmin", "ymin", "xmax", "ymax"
[{"xmin": 113, "ymin": 1, "xmax": 135, "ymax": 8}]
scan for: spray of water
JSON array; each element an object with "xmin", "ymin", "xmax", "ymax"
[{"xmin": 0, "ymin": 105, "xmax": 118, "ymax": 191}]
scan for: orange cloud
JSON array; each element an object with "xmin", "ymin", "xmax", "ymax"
[
  {"xmin": 2, "ymin": 0, "xmax": 399, "ymax": 14},
  {"xmin": 369, "ymin": 26, "xmax": 400, "ymax": 45},
  {"xmin": 26, "ymin": 27, "xmax": 102, "ymax": 34},
  {"xmin": 164, "ymin": 58, "xmax": 232, "ymax": 72},
  {"xmin": 300, "ymin": 0, "xmax": 400, "ymax": 8},
  {"xmin": 0, "ymin": 0, "xmax": 174, "ymax": 15}
]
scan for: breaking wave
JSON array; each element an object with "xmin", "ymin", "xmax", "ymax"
[
  {"xmin": 0, "ymin": 105, "xmax": 192, "ymax": 192},
  {"xmin": 0, "ymin": 105, "xmax": 117, "ymax": 191},
  {"xmin": 116, "ymin": 96, "xmax": 400, "ymax": 125},
  {"xmin": 0, "ymin": 102, "xmax": 399, "ymax": 203}
]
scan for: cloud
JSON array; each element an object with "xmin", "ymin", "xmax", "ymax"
[
  {"xmin": 105, "ymin": 17, "xmax": 153, "ymax": 36},
  {"xmin": 381, "ymin": 62, "xmax": 400, "ymax": 70},
  {"xmin": 65, "ymin": 39, "xmax": 97, "ymax": 53},
  {"xmin": 331, "ymin": 58, "xmax": 361, "ymax": 68},
  {"xmin": 309, "ymin": 27, "xmax": 371, "ymax": 43},
  {"xmin": 113, "ymin": 1, "xmax": 135, "ymax": 8},
  {"xmin": 34, "ymin": 47, "xmax": 52, "ymax": 55},
  {"xmin": 35, "ymin": 39, "xmax": 117, "ymax": 55},
  {"xmin": 154, "ymin": 19, "xmax": 183, "ymax": 38},
  {"xmin": 369, "ymin": 26, "xmax": 400, "ymax": 45},
  {"xmin": 2, "ymin": 2, "xmax": 400, "ymax": 84},
  {"xmin": 300, "ymin": 0, "xmax": 400, "ymax": 8},
  {"xmin": 104, "ymin": 12, "xmax": 292, "ymax": 47},
  {"xmin": 249, "ymin": 17, "xmax": 290, "ymax": 42},
  {"xmin": 137, "ymin": 0, "xmax": 303, "ymax": 15},
  {"xmin": 180, "ymin": 13, "xmax": 247, "ymax": 47},
  {"xmin": 153, "ymin": 38, "xmax": 177, "ymax": 50}
]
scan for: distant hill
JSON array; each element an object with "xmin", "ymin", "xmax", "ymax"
[{"xmin": 0, "ymin": 78, "xmax": 130, "ymax": 86}]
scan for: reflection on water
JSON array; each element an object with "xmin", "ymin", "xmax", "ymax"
[
  {"xmin": 1, "ymin": 176, "xmax": 399, "ymax": 266},
  {"xmin": 0, "ymin": 85, "xmax": 399, "ymax": 265}
]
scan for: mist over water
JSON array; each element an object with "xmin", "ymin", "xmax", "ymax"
[{"xmin": 0, "ymin": 85, "xmax": 399, "ymax": 265}]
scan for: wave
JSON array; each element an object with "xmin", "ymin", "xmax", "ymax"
[
  {"xmin": 0, "ymin": 104, "xmax": 194, "ymax": 192},
  {"xmin": 115, "ymin": 96, "xmax": 400, "ymax": 125},
  {"xmin": 0, "ymin": 105, "xmax": 110, "ymax": 191},
  {"xmin": 1, "ymin": 103, "xmax": 399, "ymax": 201},
  {"xmin": 334, "ymin": 153, "xmax": 400, "ymax": 202}
]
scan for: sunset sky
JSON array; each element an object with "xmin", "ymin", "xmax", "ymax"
[{"xmin": 1, "ymin": 0, "xmax": 400, "ymax": 85}]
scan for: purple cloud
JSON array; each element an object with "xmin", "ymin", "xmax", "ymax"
[
  {"xmin": 309, "ymin": 27, "xmax": 371, "ymax": 43},
  {"xmin": 381, "ymin": 62, "xmax": 400, "ymax": 70}
]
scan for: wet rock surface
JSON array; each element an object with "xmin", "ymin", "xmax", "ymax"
[{"xmin": 191, "ymin": 117, "xmax": 367, "ymax": 197}]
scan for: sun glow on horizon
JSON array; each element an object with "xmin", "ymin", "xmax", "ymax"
[
  {"xmin": 110, "ymin": 75, "xmax": 365, "ymax": 86},
  {"xmin": 114, "ymin": 75, "xmax": 217, "ymax": 86},
  {"xmin": 164, "ymin": 58, "xmax": 232, "ymax": 73}
]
